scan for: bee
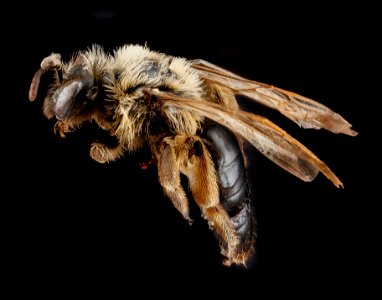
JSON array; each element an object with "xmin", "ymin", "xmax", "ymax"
[{"xmin": 28, "ymin": 44, "xmax": 357, "ymax": 267}]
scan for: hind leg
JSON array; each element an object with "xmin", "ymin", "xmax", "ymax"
[{"xmin": 174, "ymin": 135, "xmax": 239, "ymax": 264}]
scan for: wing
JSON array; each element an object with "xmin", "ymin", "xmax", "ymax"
[
  {"xmin": 191, "ymin": 59, "xmax": 358, "ymax": 137},
  {"xmin": 149, "ymin": 89, "xmax": 343, "ymax": 188}
]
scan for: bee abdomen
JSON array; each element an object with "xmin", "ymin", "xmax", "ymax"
[{"xmin": 205, "ymin": 121, "xmax": 256, "ymax": 264}]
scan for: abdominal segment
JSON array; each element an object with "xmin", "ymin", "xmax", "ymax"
[{"xmin": 204, "ymin": 121, "xmax": 256, "ymax": 265}]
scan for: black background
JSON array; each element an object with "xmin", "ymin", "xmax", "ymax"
[{"xmin": 5, "ymin": 3, "xmax": 377, "ymax": 296}]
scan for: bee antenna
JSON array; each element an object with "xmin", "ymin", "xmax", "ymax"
[{"xmin": 29, "ymin": 53, "xmax": 62, "ymax": 101}]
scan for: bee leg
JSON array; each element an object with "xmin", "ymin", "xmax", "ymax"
[
  {"xmin": 156, "ymin": 139, "xmax": 192, "ymax": 224},
  {"xmin": 177, "ymin": 136, "xmax": 239, "ymax": 264},
  {"xmin": 90, "ymin": 142, "xmax": 125, "ymax": 164}
]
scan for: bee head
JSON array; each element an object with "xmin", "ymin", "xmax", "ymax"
[{"xmin": 29, "ymin": 53, "xmax": 98, "ymax": 120}]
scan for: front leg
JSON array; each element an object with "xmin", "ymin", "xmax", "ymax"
[{"xmin": 90, "ymin": 142, "xmax": 125, "ymax": 163}]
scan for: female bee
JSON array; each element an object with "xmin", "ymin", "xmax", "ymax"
[{"xmin": 29, "ymin": 44, "xmax": 357, "ymax": 267}]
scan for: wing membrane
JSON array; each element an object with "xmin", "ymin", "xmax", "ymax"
[
  {"xmin": 191, "ymin": 59, "xmax": 358, "ymax": 137},
  {"xmin": 151, "ymin": 89, "xmax": 343, "ymax": 188}
]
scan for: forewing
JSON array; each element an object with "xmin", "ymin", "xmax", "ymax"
[{"xmin": 191, "ymin": 59, "xmax": 357, "ymax": 137}]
